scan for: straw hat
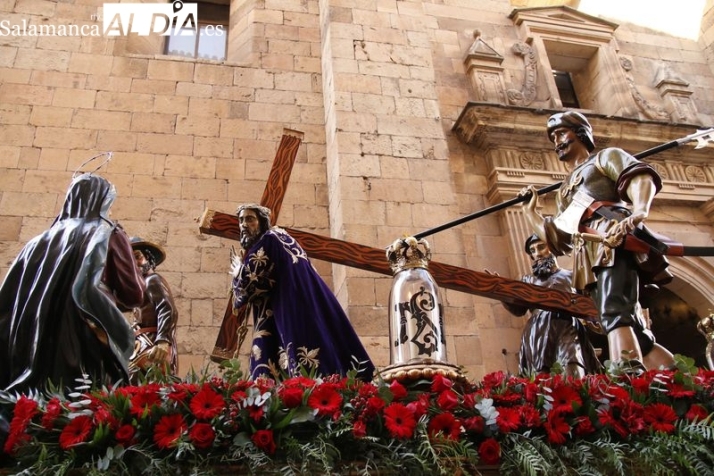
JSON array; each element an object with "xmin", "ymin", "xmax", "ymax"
[{"xmin": 130, "ymin": 237, "xmax": 166, "ymax": 267}]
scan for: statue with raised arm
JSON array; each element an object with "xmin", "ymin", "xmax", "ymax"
[{"xmin": 520, "ymin": 111, "xmax": 675, "ymax": 370}]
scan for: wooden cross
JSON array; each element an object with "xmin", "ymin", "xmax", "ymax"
[{"xmin": 199, "ymin": 130, "xmax": 597, "ymax": 362}]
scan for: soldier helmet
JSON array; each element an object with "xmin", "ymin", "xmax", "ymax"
[
  {"xmin": 546, "ymin": 111, "xmax": 595, "ymax": 152},
  {"xmin": 524, "ymin": 233, "xmax": 542, "ymax": 256}
]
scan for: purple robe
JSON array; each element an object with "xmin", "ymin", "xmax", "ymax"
[{"xmin": 233, "ymin": 227, "xmax": 374, "ymax": 381}]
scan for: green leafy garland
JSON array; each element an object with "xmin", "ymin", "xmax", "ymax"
[{"xmin": 1, "ymin": 356, "xmax": 713, "ymax": 475}]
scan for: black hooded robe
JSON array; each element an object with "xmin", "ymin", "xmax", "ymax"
[{"xmin": 0, "ymin": 174, "xmax": 144, "ymax": 394}]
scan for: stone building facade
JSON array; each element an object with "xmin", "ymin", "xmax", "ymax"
[{"xmin": 1, "ymin": 0, "xmax": 714, "ymax": 380}]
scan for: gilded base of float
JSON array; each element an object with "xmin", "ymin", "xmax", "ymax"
[{"xmin": 377, "ymin": 359, "xmax": 468, "ymax": 386}]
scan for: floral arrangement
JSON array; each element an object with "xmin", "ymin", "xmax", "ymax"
[{"xmin": 1, "ymin": 356, "xmax": 714, "ymax": 475}]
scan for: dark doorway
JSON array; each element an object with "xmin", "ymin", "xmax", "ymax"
[
  {"xmin": 643, "ymin": 288, "xmax": 707, "ymax": 368},
  {"xmin": 586, "ymin": 287, "xmax": 708, "ymax": 368}
]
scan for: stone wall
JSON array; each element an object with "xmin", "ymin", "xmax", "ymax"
[{"xmin": 1, "ymin": 0, "xmax": 714, "ymax": 380}]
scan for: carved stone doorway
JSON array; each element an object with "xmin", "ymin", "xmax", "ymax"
[
  {"xmin": 645, "ymin": 288, "xmax": 707, "ymax": 368},
  {"xmin": 587, "ymin": 288, "xmax": 708, "ymax": 368}
]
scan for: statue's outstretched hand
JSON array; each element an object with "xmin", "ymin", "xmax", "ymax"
[
  {"xmin": 148, "ymin": 341, "xmax": 170, "ymax": 364},
  {"xmin": 518, "ymin": 185, "xmax": 540, "ymax": 213},
  {"xmin": 517, "ymin": 185, "xmax": 547, "ymax": 241}
]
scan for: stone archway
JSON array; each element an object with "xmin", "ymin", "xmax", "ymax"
[
  {"xmin": 664, "ymin": 257, "xmax": 714, "ymax": 321},
  {"xmin": 642, "ymin": 288, "xmax": 706, "ymax": 367},
  {"xmin": 647, "ymin": 257, "xmax": 714, "ymax": 368},
  {"xmin": 587, "ymin": 257, "xmax": 714, "ymax": 368}
]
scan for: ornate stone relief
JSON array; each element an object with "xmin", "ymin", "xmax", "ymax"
[
  {"xmin": 652, "ymin": 162, "xmax": 670, "ymax": 180},
  {"xmin": 655, "ymin": 64, "xmax": 700, "ymax": 124},
  {"xmin": 685, "ymin": 165, "xmax": 707, "ymax": 183},
  {"xmin": 519, "ymin": 152, "xmax": 544, "ymax": 171},
  {"xmin": 619, "ymin": 56, "xmax": 669, "ymax": 121},
  {"xmin": 463, "ymin": 30, "xmax": 506, "ymax": 103},
  {"xmin": 506, "ymin": 42, "xmax": 537, "ymax": 106},
  {"xmin": 453, "ymin": 105, "xmax": 714, "ymax": 207}
]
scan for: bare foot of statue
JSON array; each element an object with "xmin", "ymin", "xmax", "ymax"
[{"xmin": 643, "ymin": 343, "xmax": 676, "ymax": 370}]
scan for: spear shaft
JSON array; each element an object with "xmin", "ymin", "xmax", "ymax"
[{"xmin": 413, "ymin": 128, "xmax": 714, "ymax": 241}]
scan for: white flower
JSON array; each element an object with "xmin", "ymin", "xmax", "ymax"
[
  {"xmin": 242, "ymin": 386, "xmax": 270, "ymax": 409},
  {"xmin": 475, "ymin": 398, "xmax": 499, "ymax": 426}
]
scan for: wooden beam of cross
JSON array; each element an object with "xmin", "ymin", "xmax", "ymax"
[{"xmin": 202, "ymin": 131, "xmax": 598, "ymax": 363}]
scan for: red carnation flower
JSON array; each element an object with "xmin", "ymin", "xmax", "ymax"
[
  {"xmin": 279, "ymin": 386, "xmax": 304, "ymax": 408},
  {"xmin": 153, "ymin": 414, "xmax": 186, "ymax": 449},
  {"xmin": 358, "ymin": 382, "xmax": 378, "ymax": 398},
  {"xmin": 686, "ymin": 404, "xmax": 709, "ymax": 422},
  {"xmin": 629, "ymin": 376, "xmax": 651, "ymax": 395},
  {"xmin": 3, "ymin": 432, "xmax": 30, "ymax": 455},
  {"xmin": 574, "ymin": 415, "xmax": 595, "ymax": 436},
  {"xmin": 189, "ymin": 422, "xmax": 216, "ymax": 449},
  {"xmin": 307, "ymin": 385, "xmax": 343, "ymax": 417},
  {"xmin": 598, "ymin": 407, "xmax": 628, "ymax": 439},
  {"xmin": 59, "ymin": 415, "xmax": 93, "ymax": 450},
  {"xmin": 431, "ymin": 374, "xmax": 453, "ymax": 393},
  {"xmin": 492, "ymin": 391, "xmax": 522, "ymax": 406},
  {"xmin": 41, "ymin": 397, "xmax": 62, "ymax": 430},
  {"xmin": 620, "ymin": 400, "xmax": 646, "ymax": 436},
  {"xmin": 482, "ymin": 371, "xmax": 506, "ymax": 390},
  {"xmin": 496, "ymin": 406, "xmax": 521, "ymax": 433},
  {"xmin": 3, "ymin": 397, "xmax": 38, "ymax": 455},
  {"xmin": 464, "ymin": 415, "xmax": 485, "ymax": 433},
  {"xmin": 364, "ymin": 396, "xmax": 386, "ymax": 417},
  {"xmin": 644, "ymin": 403, "xmax": 678, "ymax": 434},
  {"xmin": 282, "ymin": 376, "xmax": 316, "ymax": 388},
  {"xmin": 550, "ymin": 383, "xmax": 582, "ymax": 413},
  {"xmin": 428, "ymin": 412, "xmax": 461, "ymax": 440},
  {"xmin": 478, "ymin": 438, "xmax": 501, "ymax": 465},
  {"xmin": 518, "ymin": 404, "xmax": 542, "ymax": 428},
  {"xmin": 462, "ymin": 392, "xmax": 476, "ymax": 409},
  {"xmin": 389, "ymin": 380, "xmax": 407, "ymax": 400},
  {"xmin": 544, "ymin": 412, "xmax": 570, "ymax": 445},
  {"xmin": 130, "ymin": 388, "xmax": 161, "ymax": 417},
  {"xmin": 190, "ymin": 385, "xmax": 226, "ymax": 420},
  {"xmin": 13, "ymin": 396, "xmax": 39, "ymax": 423},
  {"xmin": 667, "ymin": 383, "xmax": 695, "ymax": 399},
  {"xmin": 231, "ymin": 390, "xmax": 247, "ymax": 404},
  {"xmin": 383, "ymin": 403, "xmax": 417, "ymax": 439},
  {"xmin": 115, "ymin": 424, "xmax": 136, "ymax": 446},
  {"xmin": 352, "ymin": 419, "xmax": 367, "ymax": 439},
  {"xmin": 168, "ymin": 383, "xmax": 199, "ymax": 403},
  {"xmin": 522, "ymin": 382, "xmax": 540, "ymax": 404},
  {"xmin": 436, "ymin": 389, "xmax": 459, "ymax": 411},
  {"xmin": 251, "ymin": 429, "xmax": 276, "ymax": 455},
  {"xmin": 93, "ymin": 405, "xmax": 118, "ymax": 429},
  {"xmin": 406, "ymin": 393, "xmax": 430, "ymax": 419}
]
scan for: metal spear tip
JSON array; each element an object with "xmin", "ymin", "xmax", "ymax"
[{"xmin": 693, "ymin": 128, "xmax": 714, "ymax": 149}]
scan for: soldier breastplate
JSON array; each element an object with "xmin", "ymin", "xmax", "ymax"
[{"xmin": 559, "ymin": 157, "xmax": 622, "ymax": 209}]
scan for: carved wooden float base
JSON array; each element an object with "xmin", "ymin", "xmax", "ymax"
[{"xmin": 376, "ymin": 359, "xmax": 469, "ymax": 386}]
